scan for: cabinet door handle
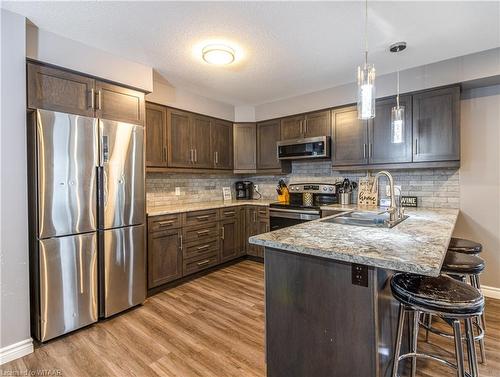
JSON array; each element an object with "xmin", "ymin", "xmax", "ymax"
[
  {"xmin": 163, "ymin": 145, "xmax": 167, "ymax": 161},
  {"xmin": 89, "ymin": 88, "xmax": 95, "ymax": 109},
  {"xmin": 194, "ymin": 149, "xmax": 197, "ymax": 163},
  {"xmin": 369, "ymin": 143, "xmax": 373, "ymax": 158},
  {"xmin": 253, "ymin": 212, "xmax": 257, "ymax": 222},
  {"xmin": 299, "ymin": 120, "xmax": 303, "ymax": 136},
  {"xmin": 197, "ymin": 229, "xmax": 210, "ymax": 235},
  {"xmin": 214, "ymin": 151, "xmax": 218, "ymax": 165},
  {"xmin": 197, "ymin": 259, "xmax": 211, "ymax": 266},
  {"xmin": 179, "ymin": 234, "xmax": 183, "ymax": 250},
  {"xmin": 363, "ymin": 143, "xmax": 367, "ymax": 159},
  {"xmin": 97, "ymin": 90, "xmax": 102, "ymax": 110},
  {"xmin": 221, "ymin": 226, "xmax": 225, "ymax": 240},
  {"xmin": 414, "ymin": 138, "xmax": 419, "ymax": 155},
  {"xmin": 303, "ymin": 119, "xmax": 307, "ymax": 136},
  {"xmin": 197, "ymin": 244, "xmax": 211, "ymax": 251},
  {"xmin": 224, "ymin": 211, "xmax": 235, "ymax": 216},
  {"xmin": 196, "ymin": 215, "xmax": 209, "ymax": 220}
]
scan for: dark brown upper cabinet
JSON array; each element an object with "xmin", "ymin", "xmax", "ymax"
[
  {"xmin": 95, "ymin": 81, "xmax": 145, "ymax": 125},
  {"xmin": 280, "ymin": 115, "xmax": 304, "ymax": 140},
  {"xmin": 191, "ymin": 115, "xmax": 213, "ymax": 168},
  {"xmin": 332, "ymin": 106, "xmax": 368, "ymax": 166},
  {"xmin": 257, "ymin": 120, "xmax": 281, "ymax": 169},
  {"xmin": 368, "ymin": 95, "xmax": 413, "ymax": 164},
  {"xmin": 233, "ymin": 123, "xmax": 257, "ymax": 172},
  {"xmin": 211, "ymin": 119, "xmax": 233, "ymax": 170},
  {"xmin": 27, "ymin": 62, "xmax": 145, "ymax": 125},
  {"xmin": 412, "ymin": 86, "xmax": 460, "ymax": 162},
  {"xmin": 145, "ymin": 103, "xmax": 168, "ymax": 167},
  {"xmin": 27, "ymin": 62, "xmax": 95, "ymax": 117},
  {"xmin": 280, "ymin": 110, "xmax": 331, "ymax": 140},
  {"xmin": 167, "ymin": 108, "xmax": 192, "ymax": 168}
]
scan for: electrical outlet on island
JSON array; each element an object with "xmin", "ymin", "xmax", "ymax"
[{"xmin": 175, "ymin": 187, "xmax": 181, "ymax": 196}]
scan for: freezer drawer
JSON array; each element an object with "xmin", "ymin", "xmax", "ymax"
[
  {"xmin": 36, "ymin": 110, "xmax": 98, "ymax": 238},
  {"xmin": 38, "ymin": 233, "xmax": 98, "ymax": 341},
  {"xmin": 100, "ymin": 225, "xmax": 146, "ymax": 317},
  {"xmin": 99, "ymin": 119, "xmax": 145, "ymax": 229}
]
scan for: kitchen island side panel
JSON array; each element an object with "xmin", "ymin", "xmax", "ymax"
[{"xmin": 265, "ymin": 247, "xmax": 381, "ymax": 377}]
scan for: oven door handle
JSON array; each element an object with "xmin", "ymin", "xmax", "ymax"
[
  {"xmin": 270, "ymin": 210, "xmax": 320, "ymax": 221},
  {"xmin": 270, "ymin": 208, "xmax": 320, "ymax": 215}
]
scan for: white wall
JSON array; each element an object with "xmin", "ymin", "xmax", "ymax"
[
  {"xmin": 455, "ymin": 85, "xmax": 500, "ymax": 293},
  {"xmin": 146, "ymin": 76, "xmax": 235, "ymax": 121},
  {"xmin": 255, "ymin": 48, "xmax": 500, "ymax": 121},
  {"xmin": 234, "ymin": 105, "xmax": 256, "ymax": 122},
  {"xmin": 0, "ymin": 9, "xmax": 33, "ymax": 362},
  {"xmin": 26, "ymin": 24, "xmax": 153, "ymax": 92}
]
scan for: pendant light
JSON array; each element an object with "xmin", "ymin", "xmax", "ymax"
[
  {"xmin": 390, "ymin": 42, "xmax": 407, "ymax": 144},
  {"xmin": 357, "ymin": 0, "xmax": 376, "ymax": 120}
]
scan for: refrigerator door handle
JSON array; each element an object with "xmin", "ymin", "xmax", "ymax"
[
  {"xmin": 102, "ymin": 135, "xmax": 109, "ymax": 164},
  {"xmin": 78, "ymin": 246, "xmax": 84, "ymax": 294}
]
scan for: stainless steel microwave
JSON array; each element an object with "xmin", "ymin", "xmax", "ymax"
[{"xmin": 277, "ymin": 136, "xmax": 330, "ymax": 160}]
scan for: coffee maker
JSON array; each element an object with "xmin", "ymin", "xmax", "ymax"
[{"xmin": 235, "ymin": 181, "xmax": 254, "ymax": 200}]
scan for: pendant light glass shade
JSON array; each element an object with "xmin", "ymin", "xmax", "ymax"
[
  {"xmin": 357, "ymin": 62, "xmax": 376, "ymax": 119},
  {"xmin": 391, "ymin": 105, "xmax": 405, "ymax": 144}
]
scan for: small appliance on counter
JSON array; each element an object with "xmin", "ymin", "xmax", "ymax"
[
  {"xmin": 235, "ymin": 181, "xmax": 254, "ymax": 200},
  {"xmin": 269, "ymin": 183, "xmax": 338, "ymax": 230},
  {"xmin": 276, "ymin": 179, "xmax": 289, "ymax": 203}
]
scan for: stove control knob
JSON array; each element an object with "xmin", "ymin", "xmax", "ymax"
[
  {"xmin": 329, "ymin": 187, "xmax": 333, "ymax": 191},
  {"xmin": 323, "ymin": 187, "xmax": 327, "ymax": 191}
]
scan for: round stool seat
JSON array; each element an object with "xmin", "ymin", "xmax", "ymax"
[
  {"xmin": 391, "ymin": 273, "xmax": 484, "ymax": 316},
  {"xmin": 441, "ymin": 251, "xmax": 485, "ymax": 275},
  {"xmin": 448, "ymin": 237, "xmax": 482, "ymax": 254}
]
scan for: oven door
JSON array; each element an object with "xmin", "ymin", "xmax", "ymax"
[{"xmin": 269, "ymin": 208, "xmax": 320, "ymax": 231}]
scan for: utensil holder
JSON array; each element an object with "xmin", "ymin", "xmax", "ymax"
[{"xmin": 340, "ymin": 192, "xmax": 351, "ymax": 205}]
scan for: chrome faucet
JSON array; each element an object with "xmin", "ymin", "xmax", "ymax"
[{"xmin": 371, "ymin": 171, "xmax": 400, "ymax": 223}]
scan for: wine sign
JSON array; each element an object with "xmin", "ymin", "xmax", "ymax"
[{"xmin": 358, "ymin": 177, "xmax": 378, "ymax": 206}]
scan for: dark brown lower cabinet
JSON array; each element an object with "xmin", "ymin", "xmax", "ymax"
[
  {"xmin": 245, "ymin": 206, "xmax": 269, "ymax": 258},
  {"xmin": 220, "ymin": 218, "xmax": 240, "ymax": 262},
  {"xmin": 147, "ymin": 228, "xmax": 183, "ymax": 288},
  {"xmin": 147, "ymin": 206, "xmax": 268, "ymax": 291}
]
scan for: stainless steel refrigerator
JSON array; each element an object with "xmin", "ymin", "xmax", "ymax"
[{"xmin": 29, "ymin": 109, "xmax": 146, "ymax": 342}]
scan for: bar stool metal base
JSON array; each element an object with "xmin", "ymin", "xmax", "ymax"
[{"xmin": 392, "ymin": 304, "xmax": 478, "ymax": 377}]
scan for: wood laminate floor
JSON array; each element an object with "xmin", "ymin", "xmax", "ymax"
[{"xmin": 2, "ymin": 260, "xmax": 499, "ymax": 376}]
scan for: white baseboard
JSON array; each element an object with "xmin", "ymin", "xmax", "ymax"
[
  {"xmin": 482, "ymin": 285, "xmax": 500, "ymax": 300},
  {"xmin": 0, "ymin": 338, "xmax": 33, "ymax": 365}
]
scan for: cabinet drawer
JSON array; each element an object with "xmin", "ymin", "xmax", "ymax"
[
  {"xmin": 184, "ymin": 209, "xmax": 218, "ymax": 226},
  {"xmin": 257, "ymin": 207, "xmax": 269, "ymax": 219},
  {"xmin": 183, "ymin": 222, "xmax": 218, "ymax": 243},
  {"xmin": 183, "ymin": 239, "xmax": 219, "ymax": 259},
  {"xmin": 148, "ymin": 213, "xmax": 182, "ymax": 232},
  {"xmin": 220, "ymin": 206, "xmax": 240, "ymax": 219},
  {"xmin": 183, "ymin": 251, "xmax": 219, "ymax": 276}
]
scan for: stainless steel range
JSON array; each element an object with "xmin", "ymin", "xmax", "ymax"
[{"xmin": 269, "ymin": 183, "xmax": 338, "ymax": 231}]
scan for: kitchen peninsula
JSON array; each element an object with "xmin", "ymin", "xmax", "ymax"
[{"xmin": 249, "ymin": 206, "xmax": 459, "ymax": 377}]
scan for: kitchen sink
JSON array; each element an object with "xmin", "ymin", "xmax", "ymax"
[{"xmin": 320, "ymin": 210, "xmax": 409, "ymax": 228}]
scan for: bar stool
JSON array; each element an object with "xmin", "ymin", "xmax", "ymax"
[
  {"xmin": 448, "ymin": 237, "xmax": 482, "ymax": 255},
  {"xmin": 434, "ymin": 251, "xmax": 487, "ymax": 363},
  {"xmin": 391, "ymin": 273, "xmax": 484, "ymax": 377}
]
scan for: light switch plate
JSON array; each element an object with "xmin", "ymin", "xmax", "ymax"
[{"xmin": 175, "ymin": 187, "xmax": 181, "ymax": 196}]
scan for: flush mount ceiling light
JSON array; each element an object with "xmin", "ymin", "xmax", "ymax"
[{"xmin": 202, "ymin": 44, "xmax": 235, "ymax": 65}]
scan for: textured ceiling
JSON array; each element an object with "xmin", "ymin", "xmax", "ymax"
[{"xmin": 4, "ymin": 1, "xmax": 500, "ymax": 105}]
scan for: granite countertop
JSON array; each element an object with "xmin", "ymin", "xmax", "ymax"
[
  {"xmin": 147, "ymin": 199, "xmax": 273, "ymax": 216},
  {"xmin": 249, "ymin": 205, "xmax": 459, "ymax": 277}
]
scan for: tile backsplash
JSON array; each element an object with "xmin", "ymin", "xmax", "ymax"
[{"xmin": 146, "ymin": 160, "xmax": 459, "ymax": 209}]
